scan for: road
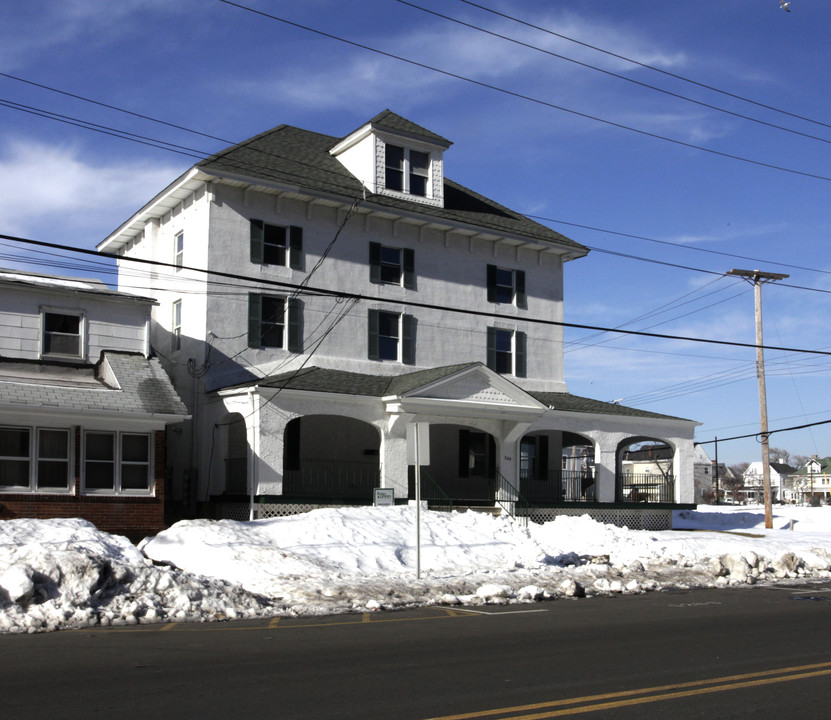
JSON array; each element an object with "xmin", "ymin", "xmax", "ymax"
[{"xmin": 2, "ymin": 583, "xmax": 830, "ymax": 719}]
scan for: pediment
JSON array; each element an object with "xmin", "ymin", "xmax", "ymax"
[{"xmin": 388, "ymin": 365, "xmax": 546, "ymax": 419}]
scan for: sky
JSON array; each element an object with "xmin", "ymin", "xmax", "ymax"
[
  {"xmin": 2, "ymin": 505, "xmax": 830, "ymax": 633},
  {"xmin": 1, "ymin": 0, "xmax": 830, "ymax": 467}
]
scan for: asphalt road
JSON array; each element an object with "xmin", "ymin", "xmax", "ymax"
[{"xmin": 2, "ymin": 583, "xmax": 830, "ymax": 720}]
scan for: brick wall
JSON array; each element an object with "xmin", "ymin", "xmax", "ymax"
[{"xmin": 0, "ymin": 430, "xmax": 167, "ymax": 543}]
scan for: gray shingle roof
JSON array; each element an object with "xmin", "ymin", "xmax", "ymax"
[
  {"xmin": 0, "ymin": 352, "xmax": 188, "ymax": 419},
  {"xmin": 218, "ymin": 364, "xmax": 686, "ymax": 421},
  {"xmin": 531, "ymin": 391, "xmax": 690, "ymax": 421},
  {"xmin": 197, "ymin": 116, "xmax": 587, "ymax": 253}
]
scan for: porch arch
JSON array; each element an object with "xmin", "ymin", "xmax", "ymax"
[
  {"xmin": 282, "ymin": 415, "xmax": 381, "ymax": 501},
  {"xmin": 616, "ymin": 437, "xmax": 676, "ymax": 503},
  {"xmin": 519, "ymin": 430, "xmax": 596, "ymax": 503},
  {"xmin": 411, "ymin": 423, "xmax": 497, "ymax": 506}
]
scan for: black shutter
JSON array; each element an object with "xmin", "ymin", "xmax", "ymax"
[
  {"xmin": 486, "ymin": 264, "xmax": 497, "ymax": 302},
  {"xmin": 250, "ymin": 219, "xmax": 264, "ymax": 264},
  {"xmin": 289, "ymin": 226, "xmax": 303, "ymax": 270},
  {"xmin": 287, "ymin": 297, "xmax": 303, "ymax": 353},
  {"xmin": 247, "ymin": 294, "xmax": 262, "ymax": 347},
  {"xmin": 515, "ymin": 331, "xmax": 527, "ymax": 378},
  {"xmin": 369, "ymin": 242, "xmax": 381, "ymax": 284},
  {"xmin": 515, "ymin": 270, "xmax": 527, "ymax": 309},
  {"xmin": 368, "ymin": 309, "xmax": 379, "ymax": 360},
  {"xmin": 402, "ymin": 314, "xmax": 415, "ymax": 365},
  {"xmin": 403, "ymin": 248, "xmax": 415, "ymax": 289},
  {"xmin": 486, "ymin": 327, "xmax": 497, "ymax": 371}
]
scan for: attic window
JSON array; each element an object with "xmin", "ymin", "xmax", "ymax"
[
  {"xmin": 385, "ymin": 144, "xmax": 430, "ymax": 197},
  {"xmin": 42, "ymin": 311, "xmax": 84, "ymax": 359}
]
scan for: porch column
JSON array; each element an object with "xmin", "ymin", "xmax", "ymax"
[
  {"xmin": 594, "ymin": 444, "xmax": 617, "ymax": 503},
  {"xmin": 498, "ymin": 422, "xmax": 531, "ymax": 500},
  {"xmin": 383, "ymin": 413, "xmax": 414, "ymax": 500}
]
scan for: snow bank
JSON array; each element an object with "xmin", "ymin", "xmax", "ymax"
[{"xmin": 1, "ymin": 504, "xmax": 829, "ymax": 633}]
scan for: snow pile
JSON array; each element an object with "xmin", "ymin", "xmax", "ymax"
[{"xmin": 1, "ymin": 504, "xmax": 830, "ymax": 633}]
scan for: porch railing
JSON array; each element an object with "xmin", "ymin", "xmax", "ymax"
[
  {"xmin": 521, "ymin": 469, "xmax": 596, "ymax": 504},
  {"xmin": 620, "ymin": 473, "xmax": 675, "ymax": 503},
  {"xmin": 282, "ymin": 459, "xmax": 380, "ymax": 501},
  {"xmin": 493, "ymin": 470, "xmax": 529, "ymax": 527},
  {"xmin": 414, "ymin": 468, "xmax": 453, "ymax": 512}
]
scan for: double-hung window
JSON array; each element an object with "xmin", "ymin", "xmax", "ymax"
[
  {"xmin": 84, "ymin": 431, "xmax": 151, "ymax": 494},
  {"xmin": 368, "ymin": 309, "xmax": 415, "ymax": 364},
  {"xmin": 42, "ymin": 311, "xmax": 83, "ymax": 359},
  {"xmin": 248, "ymin": 293, "xmax": 303, "ymax": 352},
  {"xmin": 369, "ymin": 242, "xmax": 415, "ymax": 288},
  {"xmin": 487, "ymin": 327, "xmax": 526, "ymax": 377},
  {"xmin": 172, "ymin": 300, "xmax": 182, "ymax": 352},
  {"xmin": 174, "ymin": 231, "xmax": 184, "ymax": 269},
  {"xmin": 250, "ymin": 219, "xmax": 303, "ymax": 269},
  {"xmin": 0, "ymin": 426, "xmax": 71, "ymax": 492},
  {"xmin": 385, "ymin": 144, "xmax": 430, "ymax": 197},
  {"xmin": 487, "ymin": 265, "xmax": 526, "ymax": 308}
]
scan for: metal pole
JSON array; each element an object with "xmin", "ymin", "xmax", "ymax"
[
  {"xmin": 726, "ymin": 269, "xmax": 788, "ymax": 529},
  {"xmin": 714, "ymin": 436, "xmax": 719, "ymax": 505},
  {"xmin": 414, "ymin": 427, "xmax": 421, "ymax": 580}
]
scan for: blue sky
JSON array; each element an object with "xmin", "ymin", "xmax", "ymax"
[{"xmin": 1, "ymin": 0, "xmax": 830, "ymax": 467}]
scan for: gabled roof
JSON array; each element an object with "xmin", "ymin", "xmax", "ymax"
[
  {"xmin": 0, "ymin": 352, "xmax": 188, "ymax": 420},
  {"xmin": 354, "ymin": 109, "xmax": 452, "ymax": 148},
  {"xmin": 194, "ymin": 118, "xmax": 587, "ymax": 255},
  {"xmin": 795, "ymin": 457, "xmax": 831, "ymax": 475}
]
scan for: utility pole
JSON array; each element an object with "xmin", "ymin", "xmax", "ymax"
[{"xmin": 727, "ymin": 269, "xmax": 788, "ymax": 529}]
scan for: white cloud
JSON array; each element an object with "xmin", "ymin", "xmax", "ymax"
[{"xmin": 0, "ymin": 137, "xmax": 182, "ymax": 241}]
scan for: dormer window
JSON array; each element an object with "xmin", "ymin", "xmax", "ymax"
[{"xmin": 385, "ymin": 144, "xmax": 430, "ymax": 197}]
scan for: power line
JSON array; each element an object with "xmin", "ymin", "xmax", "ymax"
[
  {"xmin": 3, "ymin": 231, "xmax": 831, "ymax": 358},
  {"xmin": 399, "ymin": 0, "xmax": 831, "ymax": 147},
  {"xmin": 455, "ymin": 0, "xmax": 831, "ymax": 133},
  {"xmin": 216, "ymin": 0, "xmax": 831, "ymax": 184}
]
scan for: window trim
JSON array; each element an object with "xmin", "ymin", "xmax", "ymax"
[
  {"xmin": 486, "ymin": 326, "xmax": 527, "ymax": 377},
  {"xmin": 174, "ymin": 231, "xmax": 184, "ymax": 270},
  {"xmin": 250, "ymin": 219, "xmax": 303, "ymax": 269},
  {"xmin": 383, "ymin": 143, "xmax": 432, "ymax": 198},
  {"xmin": 172, "ymin": 299, "xmax": 182, "ymax": 352},
  {"xmin": 487, "ymin": 265, "xmax": 527, "ymax": 308},
  {"xmin": 40, "ymin": 308, "xmax": 85, "ymax": 360},
  {"xmin": 81, "ymin": 430, "xmax": 153, "ymax": 496},
  {"xmin": 369, "ymin": 242, "xmax": 415, "ymax": 289},
  {"xmin": 368, "ymin": 309, "xmax": 415, "ymax": 364},
  {"xmin": 0, "ymin": 425, "xmax": 73, "ymax": 493},
  {"xmin": 248, "ymin": 293, "xmax": 303, "ymax": 352}
]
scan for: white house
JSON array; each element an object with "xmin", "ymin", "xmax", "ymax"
[
  {"xmin": 741, "ymin": 461, "xmax": 796, "ymax": 503},
  {"xmin": 0, "ymin": 269, "xmax": 188, "ymax": 540},
  {"xmin": 99, "ymin": 110, "xmax": 699, "ymax": 529}
]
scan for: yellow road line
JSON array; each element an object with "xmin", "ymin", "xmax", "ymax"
[
  {"xmin": 424, "ymin": 660, "xmax": 831, "ymax": 720},
  {"xmin": 268, "ymin": 617, "xmax": 281, "ymax": 628},
  {"xmin": 159, "ymin": 622, "xmax": 178, "ymax": 631}
]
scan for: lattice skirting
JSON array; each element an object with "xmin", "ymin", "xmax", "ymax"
[
  {"xmin": 213, "ymin": 502, "xmax": 672, "ymax": 530},
  {"xmin": 212, "ymin": 502, "xmax": 340, "ymax": 521},
  {"xmin": 527, "ymin": 507, "xmax": 673, "ymax": 531}
]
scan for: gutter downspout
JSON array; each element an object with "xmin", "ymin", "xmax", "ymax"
[{"xmin": 248, "ymin": 387, "xmax": 259, "ymax": 521}]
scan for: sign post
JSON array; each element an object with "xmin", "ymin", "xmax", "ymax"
[{"xmin": 407, "ymin": 423, "xmax": 430, "ymax": 579}]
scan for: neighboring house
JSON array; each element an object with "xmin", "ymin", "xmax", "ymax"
[
  {"xmin": 98, "ymin": 110, "xmax": 699, "ymax": 530},
  {"xmin": 0, "ymin": 270, "xmax": 188, "ymax": 540},
  {"xmin": 741, "ymin": 461, "xmax": 796, "ymax": 503},
  {"xmin": 691, "ymin": 443, "xmax": 736, "ymax": 504},
  {"xmin": 792, "ymin": 456, "xmax": 831, "ymax": 504}
]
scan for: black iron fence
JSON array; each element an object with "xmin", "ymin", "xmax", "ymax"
[
  {"xmin": 620, "ymin": 473, "xmax": 675, "ymax": 503},
  {"xmin": 521, "ymin": 470, "xmax": 596, "ymax": 504}
]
